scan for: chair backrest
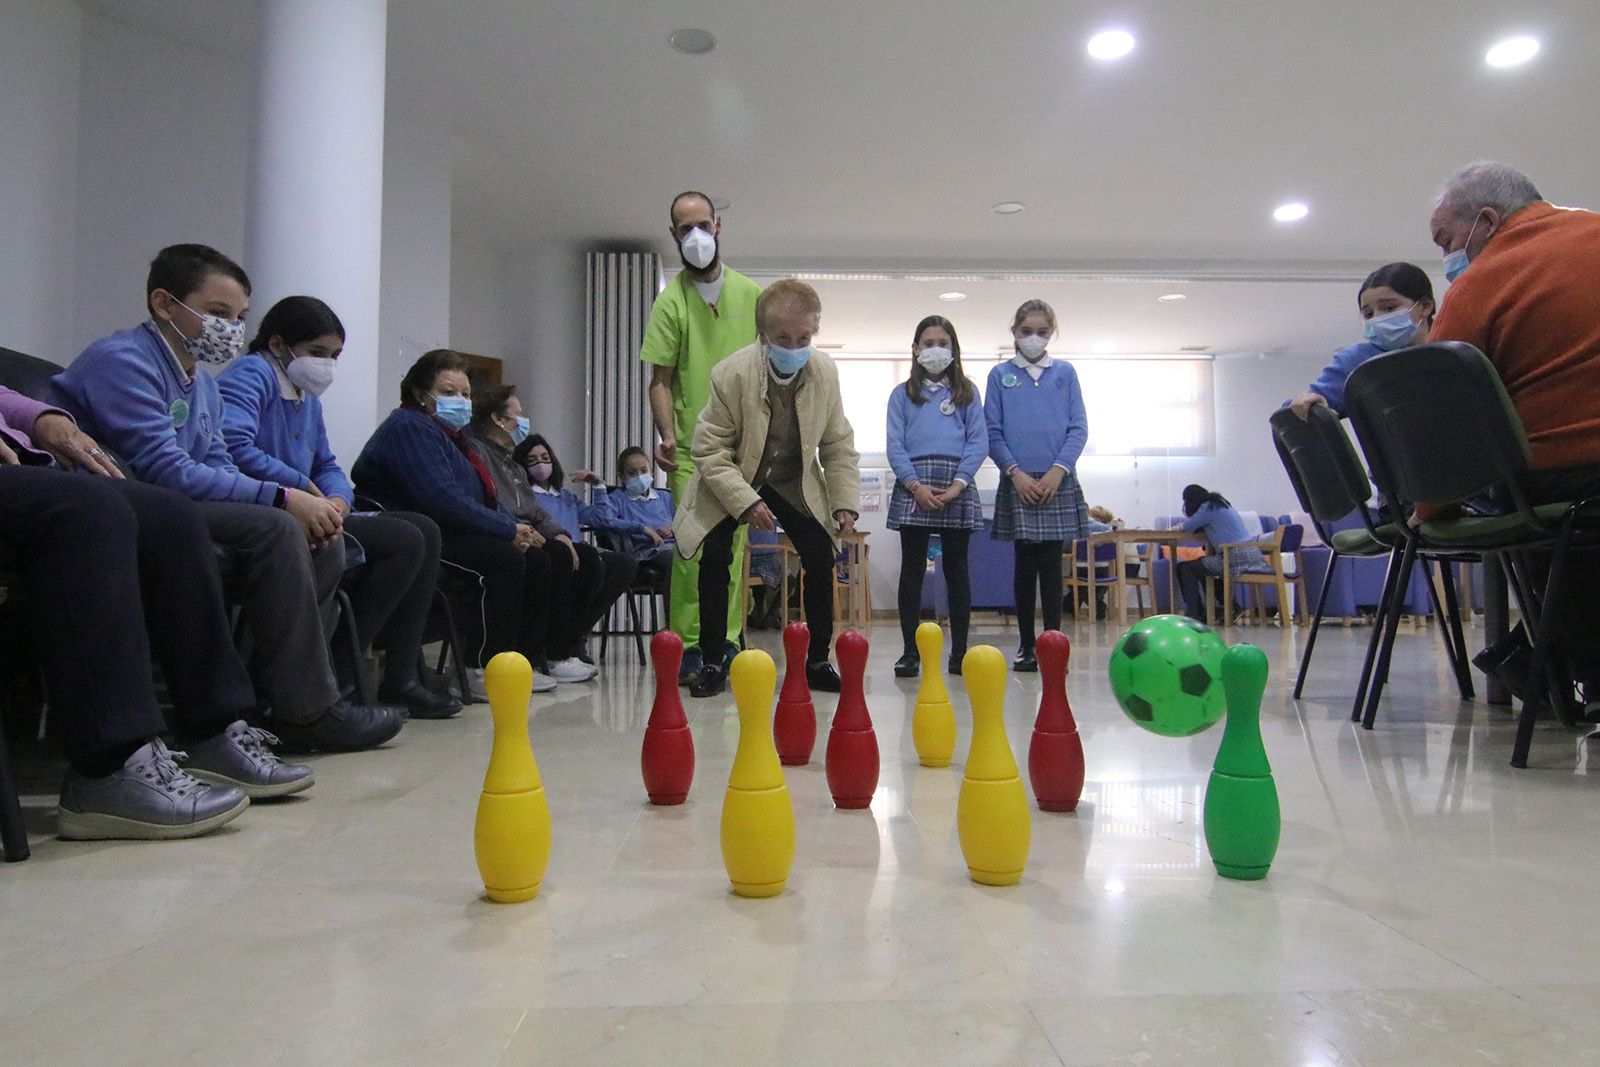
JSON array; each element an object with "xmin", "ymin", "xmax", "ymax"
[
  {"xmin": 1279, "ymin": 522, "xmax": 1304, "ymax": 553},
  {"xmin": 0, "ymin": 347, "xmax": 66, "ymax": 402},
  {"xmin": 1269, "ymin": 406, "xmax": 1375, "ymax": 535},
  {"xmin": 1343, "ymin": 341, "xmax": 1529, "ymax": 510}
]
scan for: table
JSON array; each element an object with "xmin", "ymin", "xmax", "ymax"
[
  {"xmin": 777, "ymin": 529, "xmax": 872, "ymax": 630},
  {"xmin": 1083, "ymin": 529, "xmax": 1192, "ymax": 627}
]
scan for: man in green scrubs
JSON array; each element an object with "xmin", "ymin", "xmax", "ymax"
[{"xmin": 641, "ymin": 191, "xmax": 761, "ymax": 681}]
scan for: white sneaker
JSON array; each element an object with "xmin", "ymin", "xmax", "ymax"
[
  {"xmin": 548, "ymin": 657, "xmax": 597, "ymax": 683},
  {"xmin": 470, "ymin": 666, "xmax": 556, "ymax": 696}
]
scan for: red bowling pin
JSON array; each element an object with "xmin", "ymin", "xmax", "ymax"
[
  {"xmin": 825, "ymin": 630, "xmax": 879, "ymax": 809},
  {"xmin": 1028, "ymin": 630, "xmax": 1085, "ymax": 813},
  {"xmin": 642, "ymin": 630, "xmax": 695, "ymax": 805},
  {"xmin": 773, "ymin": 622, "xmax": 817, "ymax": 766}
]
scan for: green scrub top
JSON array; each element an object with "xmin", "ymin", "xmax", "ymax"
[{"xmin": 639, "ymin": 266, "xmax": 761, "ymax": 451}]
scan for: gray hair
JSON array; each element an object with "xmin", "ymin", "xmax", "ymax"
[{"xmin": 1437, "ymin": 161, "xmax": 1542, "ymax": 221}]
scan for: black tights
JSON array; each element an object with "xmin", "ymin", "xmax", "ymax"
[
  {"xmin": 898, "ymin": 527, "xmax": 972, "ymax": 658},
  {"xmin": 1013, "ymin": 539, "xmax": 1063, "ymax": 650}
]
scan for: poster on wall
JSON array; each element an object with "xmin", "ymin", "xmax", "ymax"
[{"xmin": 858, "ymin": 468, "xmax": 888, "ymax": 513}]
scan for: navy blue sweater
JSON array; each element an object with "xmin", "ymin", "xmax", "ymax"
[{"xmin": 351, "ymin": 407, "xmax": 517, "ymax": 540}]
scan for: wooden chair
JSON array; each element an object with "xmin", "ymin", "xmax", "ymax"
[{"xmin": 1222, "ymin": 526, "xmax": 1291, "ymax": 627}]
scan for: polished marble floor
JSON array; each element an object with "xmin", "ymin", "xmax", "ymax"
[{"xmin": 4, "ymin": 616, "xmax": 1600, "ymax": 1065}]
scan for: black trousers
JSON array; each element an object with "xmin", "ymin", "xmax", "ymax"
[
  {"xmin": 1013, "ymin": 539, "xmax": 1063, "ymax": 649},
  {"xmin": 584, "ymin": 545, "xmax": 637, "ymax": 638},
  {"xmin": 700, "ymin": 486, "xmax": 835, "ymax": 664},
  {"xmin": 1177, "ymin": 557, "xmax": 1222, "ymax": 622},
  {"xmin": 441, "ymin": 533, "xmax": 596, "ymax": 666},
  {"xmin": 0, "ymin": 469, "xmax": 256, "ymax": 770},
  {"xmin": 898, "ymin": 527, "xmax": 972, "ymax": 657},
  {"xmin": 343, "ymin": 511, "xmax": 440, "ymax": 689},
  {"xmin": 1505, "ymin": 464, "xmax": 1600, "ymax": 684}
]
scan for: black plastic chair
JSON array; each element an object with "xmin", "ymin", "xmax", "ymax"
[
  {"xmin": 1343, "ymin": 342, "xmax": 1600, "ymax": 766},
  {"xmin": 0, "ymin": 567, "xmax": 30, "ymax": 861},
  {"xmin": 1269, "ymin": 405, "xmax": 1474, "ymax": 720},
  {"xmin": 592, "ymin": 523, "xmax": 665, "ymax": 666}
]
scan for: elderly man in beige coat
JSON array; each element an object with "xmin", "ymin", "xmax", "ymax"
[{"xmin": 675, "ymin": 279, "xmax": 860, "ymax": 697}]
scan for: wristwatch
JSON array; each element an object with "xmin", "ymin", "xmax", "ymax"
[{"xmin": 273, "ymin": 486, "xmax": 289, "ymax": 509}]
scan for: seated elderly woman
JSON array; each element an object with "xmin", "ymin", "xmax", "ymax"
[
  {"xmin": 675, "ymin": 278, "xmax": 861, "ymax": 697},
  {"xmin": 1, "ymin": 386, "xmax": 308, "ymax": 841},
  {"xmin": 463, "ymin": 386, "xmax": 605, "ymax": 676},
  {"xmin": 350, "ymin": 350, "xmax": 591, "ymax": 694}
]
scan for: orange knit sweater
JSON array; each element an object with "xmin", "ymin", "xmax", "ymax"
[{"xmin": 1430, "ymin": 201, "xmax": 1600, "ymax": 472}]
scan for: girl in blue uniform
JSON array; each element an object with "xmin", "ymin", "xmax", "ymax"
[
  {"xmin": 984, "ymin": 299, "xmax": 1089, "ymax": 672},
  {"xmin": 886, "ymin": 315, "xmax": 987, "ymax": 677},
  {"xmin": 1289, "ymin": 262, "xmax": 1436, "ymax": 419}
]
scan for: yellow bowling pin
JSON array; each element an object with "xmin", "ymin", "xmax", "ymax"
[
  {"xmin": 957, "ymin": 645, "xmax": 1031, "ymax": 886},
  {"xmin": 912, "ymin": 622, "xmax": 957, "ymax": 767},
  {"xmin": 721, "ymin": 650, "xmax": 796, "ymax": 898},
  {"xmin": 473, "ymin": 652, "xmax": 552, "ymax": 903}
]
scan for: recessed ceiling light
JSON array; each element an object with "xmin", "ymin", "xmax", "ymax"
[
  {"xmin": 938, "ymin": 291, "xmax": 967, "ymax": 302},
  {"xmin": 1485, "ymin": 35, "xmax": 1540, "ymax": 68},
  {"xmin": 669, "ymin": 28, "xmax": 716, "ymax": 55},
  {"xmin": 1087, "ymin": 29, "xmax": 1136, "ymax": 61},
  {"xmin": 1157, "ymin": 293, "xmax": 1187, "ymax": 303},
  {"xmin": 1273, "ymin": 202, "xmax": 1309, "ymax": 222},
  {"xmin": 992, "ymin": 201, "xmax": 1026, "ymax": 215}
]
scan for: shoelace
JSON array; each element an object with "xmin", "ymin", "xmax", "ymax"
[
  {"xmin": 148, "ymin": 740, "xmax": 201, "ymax": 794},
  {"xmin": 231, "ymin": 725, "xmax": 286, "ymax": 768}
]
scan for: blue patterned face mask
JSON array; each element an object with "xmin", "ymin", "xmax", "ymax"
[
  {"xmin": 432, "ymin": 394, "xmax": 471, "ymax": 429},
  {"xmin": 766, "ymin": 342, "xmax": 811, "ymax": 376}
]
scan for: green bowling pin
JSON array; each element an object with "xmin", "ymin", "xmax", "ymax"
[{"xmin": 1202, "ymin": 643, "xmax": 1279, "ymax": 881}]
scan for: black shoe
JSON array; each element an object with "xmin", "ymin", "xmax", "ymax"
[
  {"xmin": 806, "ymin": 662, "xmax": 842, "ymax": 692},
  {"xmin": 1013, "ymin": 648, "xmax": 1038, "ymax": 673},
  {"xmin": 1472, "ymin": 627, "xmax": 1531, "ymax": 702},
  {"xmin": 678, "ymin": 647, "xmax": 704, "ymax": 687},
  {"xmin": 948, "ymin": 654, "xmax": 964, "ymax": 676},
  {"xmin": 689, "ymin": 664, "xmax": 727, "ymax": 698},
  {"xmin": 893, "ymin": 653, "xmax": 921, "ymax": 678},
  {"xmin": 273, "ymin": 701, "xmax": 403, "ymax": 754},
  {"xmin": 377, "ymin": 681, "xmax": 463, "ymax": 720}
]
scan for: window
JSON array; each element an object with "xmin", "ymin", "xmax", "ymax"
[{"xmin": 833, "ymin": 354, "xmax": 1214, "ymax": 459}]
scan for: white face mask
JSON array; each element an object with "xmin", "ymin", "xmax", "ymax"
[
  {"xmin": 680, "ymin": 226, "xmax": 717, "ymax": 270},
  {"xmin": 1016, "ymin": 334, "xmax": 1049, "ymax": 361},
  {"xmin": 916, "ymin": 345, "xmax": 954, "ymax": 375},
  {"xmin": 284, "ymin": 355, "xmax": 337, "ymax": 397}
]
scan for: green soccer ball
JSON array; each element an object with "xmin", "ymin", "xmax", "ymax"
[{"xmin": 1108, "ymin": 614, "xmax": 1228, "ymax": 737}]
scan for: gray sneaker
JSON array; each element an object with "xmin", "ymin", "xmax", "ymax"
[
  {"xmin": 184, "ymin": 721, "xmax": 314, "ymax": 799},
  {"xmin": 58, "ymin": 740, "xmax": 249, "ymax": 841}
]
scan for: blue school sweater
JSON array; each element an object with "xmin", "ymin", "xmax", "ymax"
[
  {"xmin": 216, "ymin": 353, "xmax": 353, "ymax": 505},
  {"xmin": 603, "ymin": 487, "xmax": 677, "ymax": 553},
  {"xmin": 1305, "ymin": 341, "xmax": 1382, "ymax": 415},
  {"xmin": 531, "ymin": 483, "xmax": 614, "ymax": 542},
  {"xmin": 1180, "ymin": 502, "xmax": 1253, "ymax": 552},
  {"xmin": 885, "ymin": 381, "xmax": 988, "ymax": 488},
  {"xmin": 51, "ymin": 322, "xmax": 279, "ymax": 504},
  {"xmin": 351, "ymin": 407, "xmax": 517, "ymax": 540},
  {"xmin": 983, "ymin": 360, "xmax": 1089, "ymax": 475}
]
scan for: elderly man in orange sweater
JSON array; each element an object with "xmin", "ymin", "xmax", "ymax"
[{"xmin": 1428, "ymin": 161, "xmax": 1600, "ymax": 714}]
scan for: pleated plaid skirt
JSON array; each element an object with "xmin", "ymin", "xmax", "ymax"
[
  {"xmin": 887, "ymin": 455, "xmax": 983, "ymax": 531},
  {"xmin": 992, "ymin": 468, "xmax": 1089, "ymax": 543}
]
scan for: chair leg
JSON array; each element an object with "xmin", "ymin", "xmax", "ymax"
[
  {"xmin": 1437, "ymin": 560, "xmax": 1475, "ymax": 700},
  {"xmin": 1353, "ymin": 545, "xmax": 1405, "ymax": 723},
  {"xmin": 334, "ymin": 591, "xmax": 370, "ymax": 706},
  {"xmin": 633, "ymin": 592, "xmax": 646, "ymax": 666},
  {"xmin": 1294, "ymin": 550, "xmax": 1339, "ymax": 699},
  {"xmin": 0, "ymin": 727, "xmax": 30, "ymax": 862},
  {"xmin": 1418, "ymin": 559, "xmax": 1468, "ymax": 699},
  {"xmin": 1511, "ymin": 532, "xmax": 1577, "ymax": 767},
  {"xmin": 1363, "ymin": 537, "xmax": 1419, "ymax": 730}
]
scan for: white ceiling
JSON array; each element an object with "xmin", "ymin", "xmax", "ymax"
[{"xmin": 84, "ymin": 0, "xmax": 1600, "ymax": 356}]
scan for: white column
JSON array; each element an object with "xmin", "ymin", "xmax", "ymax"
[{"xmin": 247, "ymin": 0, "xmax": 387, "ymax": 467}]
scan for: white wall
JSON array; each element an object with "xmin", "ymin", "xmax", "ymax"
[
  {"xmin": 377, "ymin": 106, "xmax": 452, "ymax": 405},
  {"xmin": 73, "ymin": 12, "xmax": 251, "ymax": 349},
  {"xmin": 0, "ymin": 0, "xmax": 81, "ymax": 360}
]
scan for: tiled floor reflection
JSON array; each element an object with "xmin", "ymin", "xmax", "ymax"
[{"xmin": 5, "ymin": 617, "xmax": 1600, "ymax": 1065}]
